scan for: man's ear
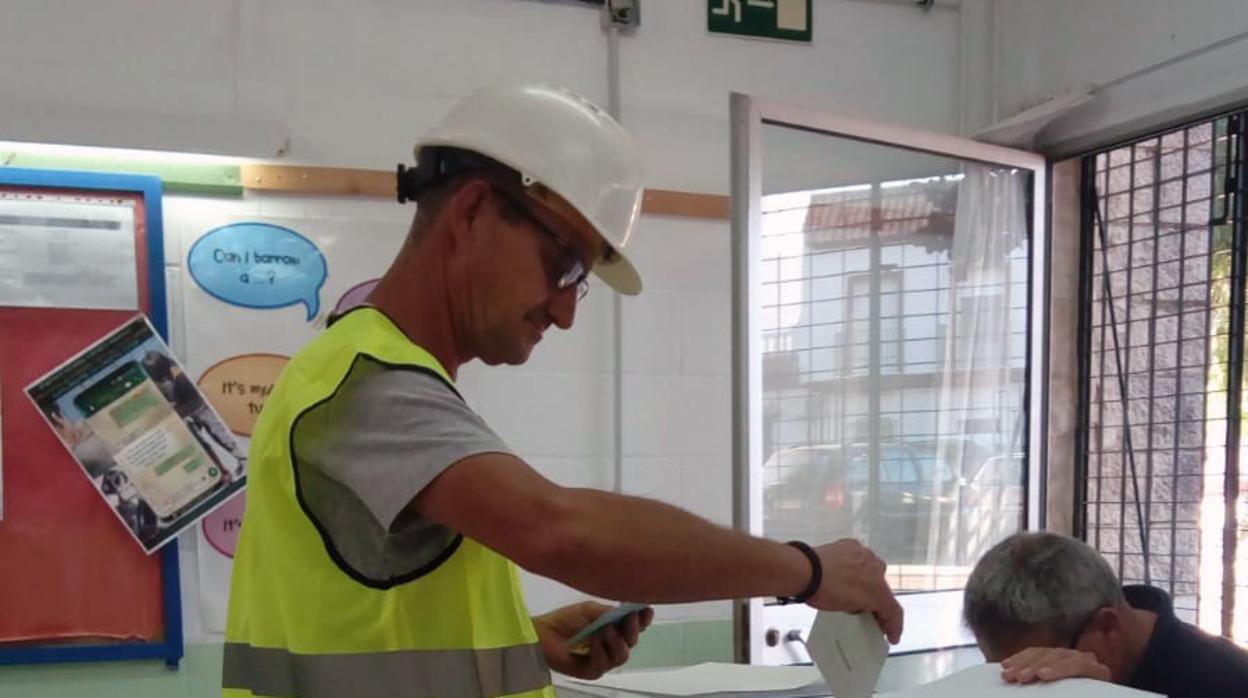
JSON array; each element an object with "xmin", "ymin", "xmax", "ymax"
[
  {"xmin": 439, "ymin": 180, "xmax": 491, "ymax": 251},
  {"xmin": 1084, "ymin": 606, "xmax": 1129, "ymax": 681},
  {"xmin": 1086, "ymin": 606, "xmax": 1128, "ymax": 654},
  {"xmin": 1091, "ymin": 607, "xmax": 1123, "ymax": 635}
]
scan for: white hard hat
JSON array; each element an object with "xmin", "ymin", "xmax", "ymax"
[{"xmin": 414, "ymin": 83, "xmax": 644, "ymax": 295}]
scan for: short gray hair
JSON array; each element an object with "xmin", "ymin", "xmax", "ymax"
[
  {"xmin": 406, "ymin": 151, "xmax": 523, "ymax": 244},
  {"xmin": 963, "ymin": 532, "xmax": 1125, "ymax": 649}
]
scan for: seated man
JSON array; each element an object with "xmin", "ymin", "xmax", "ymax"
[{"xmin": 962, "ymin": 531, "xmax": 1248, "ymax": 697}]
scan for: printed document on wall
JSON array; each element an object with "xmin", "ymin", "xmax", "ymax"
[{"xmin": 0, "ymin": 198, "xmax": 137, "ymax": 309}]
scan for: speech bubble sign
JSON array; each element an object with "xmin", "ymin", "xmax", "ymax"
[
  {"xmin": 333, "ymin": 278, "xmax": 379, "ymax": 316},
  {"xmin": 196, "ymin": 354, "xmax": 290, "ymax": 436},
  {"xmin": 188, "ymin": 222, "xmax": 328, "ymax": 321},
  {"xmin": 202, "ymin": 490, "xmax": 246, "ymax": 558}
]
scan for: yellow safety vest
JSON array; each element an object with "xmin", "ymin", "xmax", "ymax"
[{"xmin": 224, "ymin": 307, "xmax": 553, "ymax": 698}]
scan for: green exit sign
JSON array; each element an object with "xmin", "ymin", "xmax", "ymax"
[{"xmin": 709, "ymin": 0, "xmax": 812, "ymax": 43}]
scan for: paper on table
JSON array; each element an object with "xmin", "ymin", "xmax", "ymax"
[
  {"xmin": 563, "ymin": 662, "xmax": 825, "ymax": 697},
  {"xmin": 807, "ymin": 611, "xmax": 889, "ymax": 698},
  {"xmin": 878, "ymin": 663, "xmax": 1163, "ymax": 697}
]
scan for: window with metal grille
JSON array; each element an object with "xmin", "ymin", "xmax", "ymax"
[
  {"xmin": 762, "ymin": 173, "xmax": 1030, "ymax": 593},
  {"xmin": 1079, "ymin": 111, "xmax": 1248, "ymax": 642}
]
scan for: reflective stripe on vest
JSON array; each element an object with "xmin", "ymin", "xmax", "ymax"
[{"xmin": 223, "ymin": 642, "xmax": 550, "ymax": 698}]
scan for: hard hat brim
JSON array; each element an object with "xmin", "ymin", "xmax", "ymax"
[{"xmin": 593, "ymin": 250, "xmax": 642, "ymax": 296}]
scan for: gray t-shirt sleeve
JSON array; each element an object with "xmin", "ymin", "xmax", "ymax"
[
  {"xmin": 305, "ymin": 359, "xmax": 512, "ymax": 530},
  {"xmin": 290, "ymin": 355, "xmax": 512, "ymax": 582}
]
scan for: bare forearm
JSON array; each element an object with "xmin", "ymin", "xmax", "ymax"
[{"xmin": 527, "ymin": 487, "xmax": 809, "ymax": 603}]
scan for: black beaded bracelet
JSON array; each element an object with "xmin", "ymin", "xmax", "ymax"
[{"xmin": 777, "ymin": 540, "xmax": 822, "ymax": 605}]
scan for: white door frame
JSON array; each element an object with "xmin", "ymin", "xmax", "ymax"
[{"xmin": 729, "ymin": 92, "xmax": 1048, "ymax": 663}]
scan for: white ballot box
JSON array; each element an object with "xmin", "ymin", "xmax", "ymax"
[
  {"xmin": 556, "ymin": 657, "xmax": 1161, "ymax": 698},
  {"xmin": 555, "ymin": 662, "xmax": 827, "ymax": 698},
  {"xmin": 557, "ymin": 612, "xmax": 1157, "ymax": 698},
  {"xmin": 878, "ymin": 663, "xmax": 1162, "ymax": 697}
]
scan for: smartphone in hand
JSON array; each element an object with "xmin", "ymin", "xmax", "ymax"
[{"xmin": 566, "ymin": 602, "xmax": 648, "ymax": 647}]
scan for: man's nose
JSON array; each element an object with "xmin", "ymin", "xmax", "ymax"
[{"xmin": 548, "ymin": 285, "xmax": 578, "ymax": 330}]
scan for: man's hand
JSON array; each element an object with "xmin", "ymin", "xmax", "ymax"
[
  {"xmin": 1001, "ymin": 647, "xmax": 1111, "ymax": 684},
  {"xmin": 805, "ymin": 539, "xmax": 904, "ymax": 645},
  {"xmin": 533, "ymin": 601, "xmax": 654, "ymax": 680}
]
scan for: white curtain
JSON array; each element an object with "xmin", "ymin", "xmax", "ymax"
[{"xmin": 928, "ymin": 164, "xmax": 1030, "ymax": 566}]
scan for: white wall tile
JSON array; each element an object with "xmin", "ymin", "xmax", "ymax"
[
  {"xmin": 676, "ymin": 376, "xmax": 732, "ymax": 457},
  {"xmin": 681, "ymin": 292, "xmax": 732, "ymax": 376},
  {"xmin": 628, "ymin": 217, "xmax": 730, "ymax": 294},
  {"xmin": 622, "ymin": 290, "xmax": 682, "ymax": 375},
  {"xmin": 622, "ymin": 374, "xmax": 683, "ymax": 458},
  {"xmin": 527, "ymin": 456, "xmax": 613, "ymax": 492},
  {"xmin": 620, "ymin": 458, "xmax": 682, "ymax": 505},
  {"xmin": 469, "ymin": 369, "xmax": 613, "ymax": 460},
  {"xmin": 654, "ymin": 600, "xmax": 734, "ymax": 623},
  {"xmin": 623, "ymin": 375, "xmax": 732, "ymax": 458},
  {"xmin": 253, "ymin": 192, "xmax": 410, "ymax": 224},
  {"xmin": 680, "ymin": 456, "xmax": 734, "ymax": 528}
]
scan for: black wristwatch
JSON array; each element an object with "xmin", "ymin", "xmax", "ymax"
[{"xmin": 777, "ymin": 540, "xmax": 822, "ymax": 605}]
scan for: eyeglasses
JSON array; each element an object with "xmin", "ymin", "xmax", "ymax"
[{"xmin": 492, "ymin": 187, "xmax": 590, "ymax": 301}]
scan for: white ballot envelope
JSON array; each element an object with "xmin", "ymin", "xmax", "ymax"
[{"xmin": 807, "ymin": 611, "xmax": 889, "ymax": 698}]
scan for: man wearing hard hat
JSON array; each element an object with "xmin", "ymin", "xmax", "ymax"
[{"xmin": 223, "ymin": 83, "xmax": 903, "ymax": 698}]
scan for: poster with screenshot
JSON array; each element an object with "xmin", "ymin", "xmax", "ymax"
[{"xmin": 26, "ymin": 315, "xmax": 247, "ymax": 553}]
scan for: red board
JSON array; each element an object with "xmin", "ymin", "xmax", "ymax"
[{"xmin": 0, "ymin": 190, "xmax": 162, "ymax": 643}]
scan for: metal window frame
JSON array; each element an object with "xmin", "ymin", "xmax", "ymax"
[
  {"xmin": 1076, "ymin": 109, "xmax": 1247, "ymax": 638},
  {"xmin": 730, "ymin": 93, "xmax": 1048, "ymax": 663}
]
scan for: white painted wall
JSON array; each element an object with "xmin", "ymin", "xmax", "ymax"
[
  {"xmin": 1, "ymin": 0, "xmax": 966, "ymax": 652},
  {"xmin": 0, "ymin": 0, "xmax": 963, "ymax": 186},
  {"xmin": 987, "ymin": 0, "xmax": 1248, "ymax": 154},
  {"xmin": 620, "ymin": 0, "xmax": 962, "ymax": 192}
]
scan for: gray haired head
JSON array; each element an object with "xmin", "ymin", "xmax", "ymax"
[{"xmin": 963, "ymin": 532, "xmax": 1124, "ymax": 653}]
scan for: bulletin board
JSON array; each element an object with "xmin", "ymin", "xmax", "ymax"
[{"xmin": 0, "ymin": 168, "xmax": 181, "ymax": 667}]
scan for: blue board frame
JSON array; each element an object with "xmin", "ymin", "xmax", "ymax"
[{"xmin": 0, "ymin": 167, "xmax": 182, "ymax": 668}]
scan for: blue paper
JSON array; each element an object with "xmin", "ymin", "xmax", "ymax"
[{"xmin": 188, "ymin": 223, "xmax": 327, "ymax": 321}]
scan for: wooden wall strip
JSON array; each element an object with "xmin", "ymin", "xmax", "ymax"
[
  {"xmin": 239, "ymin": 164, "xmax": 729, "ymax": 221},
  {"xmin": 240, "ymin": 164, "xmax": 396, "ymax": 198},
  {"xmin": 641, "ymin": 189, "xmax": 730, "ymax": 221}
]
